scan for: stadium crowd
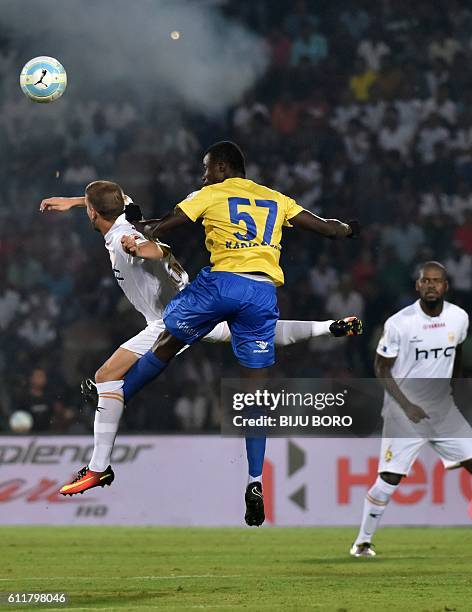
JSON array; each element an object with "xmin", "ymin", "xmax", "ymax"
[{"xmin": 1, "ymin": 0, "xmax": 472, "ymax": 433}]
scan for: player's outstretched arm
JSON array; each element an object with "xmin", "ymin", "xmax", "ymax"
[
  {"xmin": 374, "ymin": 353, "xmax": 429, "ymax": 423},
  {"xmin": 121, "ymin": 235, "xmax": 164, "ymax": 260},
  {"xmin": 40, "ymin": 197, "xmax": 86, "ymax": 212},
  {"xmin": 134, "ymin": 208, "xmax": 191, "ymax": 240},
  {"xmin": 290, "ymin": 210, "xmax": 359, "ymax": 239}
]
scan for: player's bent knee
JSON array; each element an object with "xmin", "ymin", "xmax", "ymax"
[
  {"xmin": 379, "ymin": 471, "xmax": 403, "ymax": 486},
  {"xmin": 95, "ymin": 364, "xmax": 112, "ymax": 384},
  {"xmin": 152, "ymin": 330, "xmax": 185, "ymax": 361}
]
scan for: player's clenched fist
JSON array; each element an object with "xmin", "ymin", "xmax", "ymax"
[
  {"xmin": 121, "ymin": 234, "xmax": 140, "ymax": 256},
  {"xmin": 402, "ymin": 401, "xmax": 430, "ymax": 424},
  {"xmin": 329, "ymin": 316, "xmax": 363, "ymax": 337}
]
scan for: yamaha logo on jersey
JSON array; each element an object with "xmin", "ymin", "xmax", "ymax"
[{"xmin": 415, "ymin": 346, "xmax": 455, "ymax": 360}]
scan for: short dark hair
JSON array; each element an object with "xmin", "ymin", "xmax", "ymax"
[
  {"xmin": 418, "ymin": 261, "xmax": 447, "ymax": 280},
  {"xmin": 85, "ymin": 181, "xmax": 125, "ymax": 221},
  {"xmin": 204, "ymin": 140, "xmax": 246, "ymax": 175}
]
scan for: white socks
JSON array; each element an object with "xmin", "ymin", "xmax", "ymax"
[
  {"xmin": 274, "ymin": 320, "xmax": 333, "ymax": 346},
  {"xmin": 88, "ymin": 380, "xmax": 124, "ymax": 473},
  {"xmin": 203, "ymin": 320, "xmax": 334, "ymax": 347},
  {"xmin": 355, "ymin": 476, "xmax": 398, "ymax": 545},
  {"xmin": 248, "ymin": 474, "xmax": 262, "ymax": 485}
]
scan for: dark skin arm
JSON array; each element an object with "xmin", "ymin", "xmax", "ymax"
[
  {"xmin": 451, "ymin": 344, "xmax": 463, "ymax": 400},
  {"xmin": 374, "ymin": 353, "xmax": 430, "ymax": 424},
  {"xmin": 136, "ymin": 208, "xmax": 357, "ymax": 241},
  {"xmin": 452, "ymin": 344, "xmax": 463, "ymax": 380},
  {"xmin": 290, "ymin": 210, "xmax": 353, "ymax": 238},
  {"xmin": 133, "ymin": 207, "xmax": 191, "ymax": 240}
]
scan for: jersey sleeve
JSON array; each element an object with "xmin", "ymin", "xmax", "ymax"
[
  {"xmin": 114, "ymin": 227, "xmax": 150, "ymax": 264},
  {"xmin": 458, "ymin": 312, "xmax": 469, "ymax": 344},
  {"xmin": 376, "ymin": 319, "xmax": 401, "ymax": 358},
  {"xmin": 282, "ymin": 195, "xmax": 304, "ymax": 227},
  {"xmin": 176, "ymin": 189, "xmax": 212, "ymax": 222}
]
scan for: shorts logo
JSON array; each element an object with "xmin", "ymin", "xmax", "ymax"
[
  {"xmin": 176, "ymin": 320, "xmax": 198, "ymax": 337},
  {"xmin": 384, "ymin": 446, "xmax": 393, "ymax": 462},
  {"xmin": 254, "ymin": 340, "xmax": 269, "ymax": 353}
]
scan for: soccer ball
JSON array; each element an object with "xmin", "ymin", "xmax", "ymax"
[
  {"xmin": 20, "ymin": 56, "xmax": 67, "ymax": 103},
  {"xmin": 9, "ymin": 410, "xmax": 34, "ymax": 433}
]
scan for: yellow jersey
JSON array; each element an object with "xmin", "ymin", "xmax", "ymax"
[{"xmin": 177, "ymin": 178, "xmax": 304, "ymax": 286}]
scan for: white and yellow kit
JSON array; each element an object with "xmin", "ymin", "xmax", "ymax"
[{"xmin": 377, "ymin": 299, "xmax": 472, "ymax": 474}]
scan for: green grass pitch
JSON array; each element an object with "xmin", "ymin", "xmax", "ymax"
[{"xmin": 1, "ymin": 527, "xmax": 471, "ymax": 611}]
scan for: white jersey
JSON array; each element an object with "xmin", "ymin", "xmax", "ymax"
[
  {"xmin": 104, "ymin": 214, "xmax": 189, "ymax": 324},
  {"xmin": 377, "ymin": 299, "xmax": 469, "ymax": 417}
]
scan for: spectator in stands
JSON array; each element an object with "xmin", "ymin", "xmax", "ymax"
[
  {"xmin": 326, "ymin": 274, "xmax": 365, "ymax": 321},
  {"xmin": 428, "ymin": 29, "xmax": 462, "ymax": 65},
  {"xmin": 382, "ymin": 213, "xmax": 425, "ymax": 264},
  {"xmin": 450, "ymin": 181, "xmax": 472, "ymax": 223},
  {"xmin": 309, "ymin": 253, "xmax": 339, "ymax": 300},
  {"xmin": 422, "ymin": 83, "xmax": 457, "ymax": 126},
  {"xmin": 349, "ymin": 57, "xmax": 377, "ymax": 102},
  {"xmin": 378, "ymin": 106, "xmax": 415, "ymax": 161},
  {"xmin": 62, "ymin": 149, "xmax": 98, "ymax": 195},
  {"xmin": 174, "ymin": 382, "xmax": 209, "ymax": 431},
  {"xmin": 340, "ymin": 4, "xmax": 370, "ymax": 41},
  {"xmin": 15, "ymin": 368, "xmax": 54, "ymax": 432},
  {"xmin": 343, "ymin": 118, "xmax": 371, "ymax": 165},
  {"xmin": 233, "ymin": 91, "xmax": 269, "ymax": 136},
  {"xmin": 284, "ymin": 0, "xmax": 319, "ymax": 38},
  {"xmin": 415, "ymin": 113, "xmax": 451, "ymax": 164},
  {"xmin": 268, "ymin": 27, "xmax": 292, "ymax": 68},
  {"xmin": 444, "ymin": 242, "xmax": 472, "ymax": 304},
  {"xmin": 375, "ymin": 55, "xmax": 404, "ymax": 101},
  {"xmin": 290, "ymin": 23, "xmax": 328, "ymax": 67},
  {"xmin": 451, "ymin": 111, "xmax": 472, "ymax": 183},
  {"xmin": 357, "ymin": 27, "xmax": 391, "ymax": 71},
  {"xmin": 81, "ymin": 110, "xmax": 116, "ymax": 172},
  {"xmin": 454, "ymin": 209, "xmax": 472, "ymax": 254},
  {"xmin": 271, "ymin": 92, "xmax": 299, "ymax": 135},
  {"xmin": 425, "ymin": 58, "xmax": 450, "ymax": 97}
]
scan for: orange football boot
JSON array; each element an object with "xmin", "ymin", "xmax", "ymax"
[{"xmin": 60, "ymin": 465, "xmax": 114, "ymax": 496}]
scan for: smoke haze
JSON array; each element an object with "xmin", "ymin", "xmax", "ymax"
[{"xmin": 3, "ymin": 0, "xmax": 269, "ymax": 115}]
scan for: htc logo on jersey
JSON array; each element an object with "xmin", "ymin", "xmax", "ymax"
[{"xmin": 415, "ymin": 346, "xmax": 455, "ymax": 360}]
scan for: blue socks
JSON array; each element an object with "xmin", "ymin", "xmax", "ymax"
[
  {"xmin": 123, "ymin": 350, "xmax": 168, "ymax": 403},
  {"xmin": 245, "ymin": 436, "xmax": 266, "ymax": 478},
  {"xmin": 123, "ymin": 351, "xmax": 266, "ymax": 480}
]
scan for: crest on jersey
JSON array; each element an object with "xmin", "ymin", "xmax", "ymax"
[
  {"xmin": 448, "ymin": 332, "xmax": 456, "ymax": 342},
  {"xmin": 184, "ymin": 190, "xmax": 200, "ymax": 201},
  {"xmin": 384, "ymin": 446, "xmax": 393, "ymax": 462}
]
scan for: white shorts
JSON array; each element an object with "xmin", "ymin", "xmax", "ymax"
[
  {"xmin": 120, "ymin": 320, "xmax": 231, "ymax": 356},
  {"xmin": 378, "ymin": 406, "xmax": 472, "ymax": 474}
]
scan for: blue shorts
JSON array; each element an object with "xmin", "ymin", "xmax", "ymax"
[{"xmin": 163, "ymin": 267, "xmax": 279, "ymax": 368}]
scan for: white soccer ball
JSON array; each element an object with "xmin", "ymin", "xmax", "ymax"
[
  {"xmin": 9, "ymin": 410, "xmax": 34, "ymax": 433},
  {"xmin": 20, "ymin": 56, "xmax": 67, "ymax": 103}
]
